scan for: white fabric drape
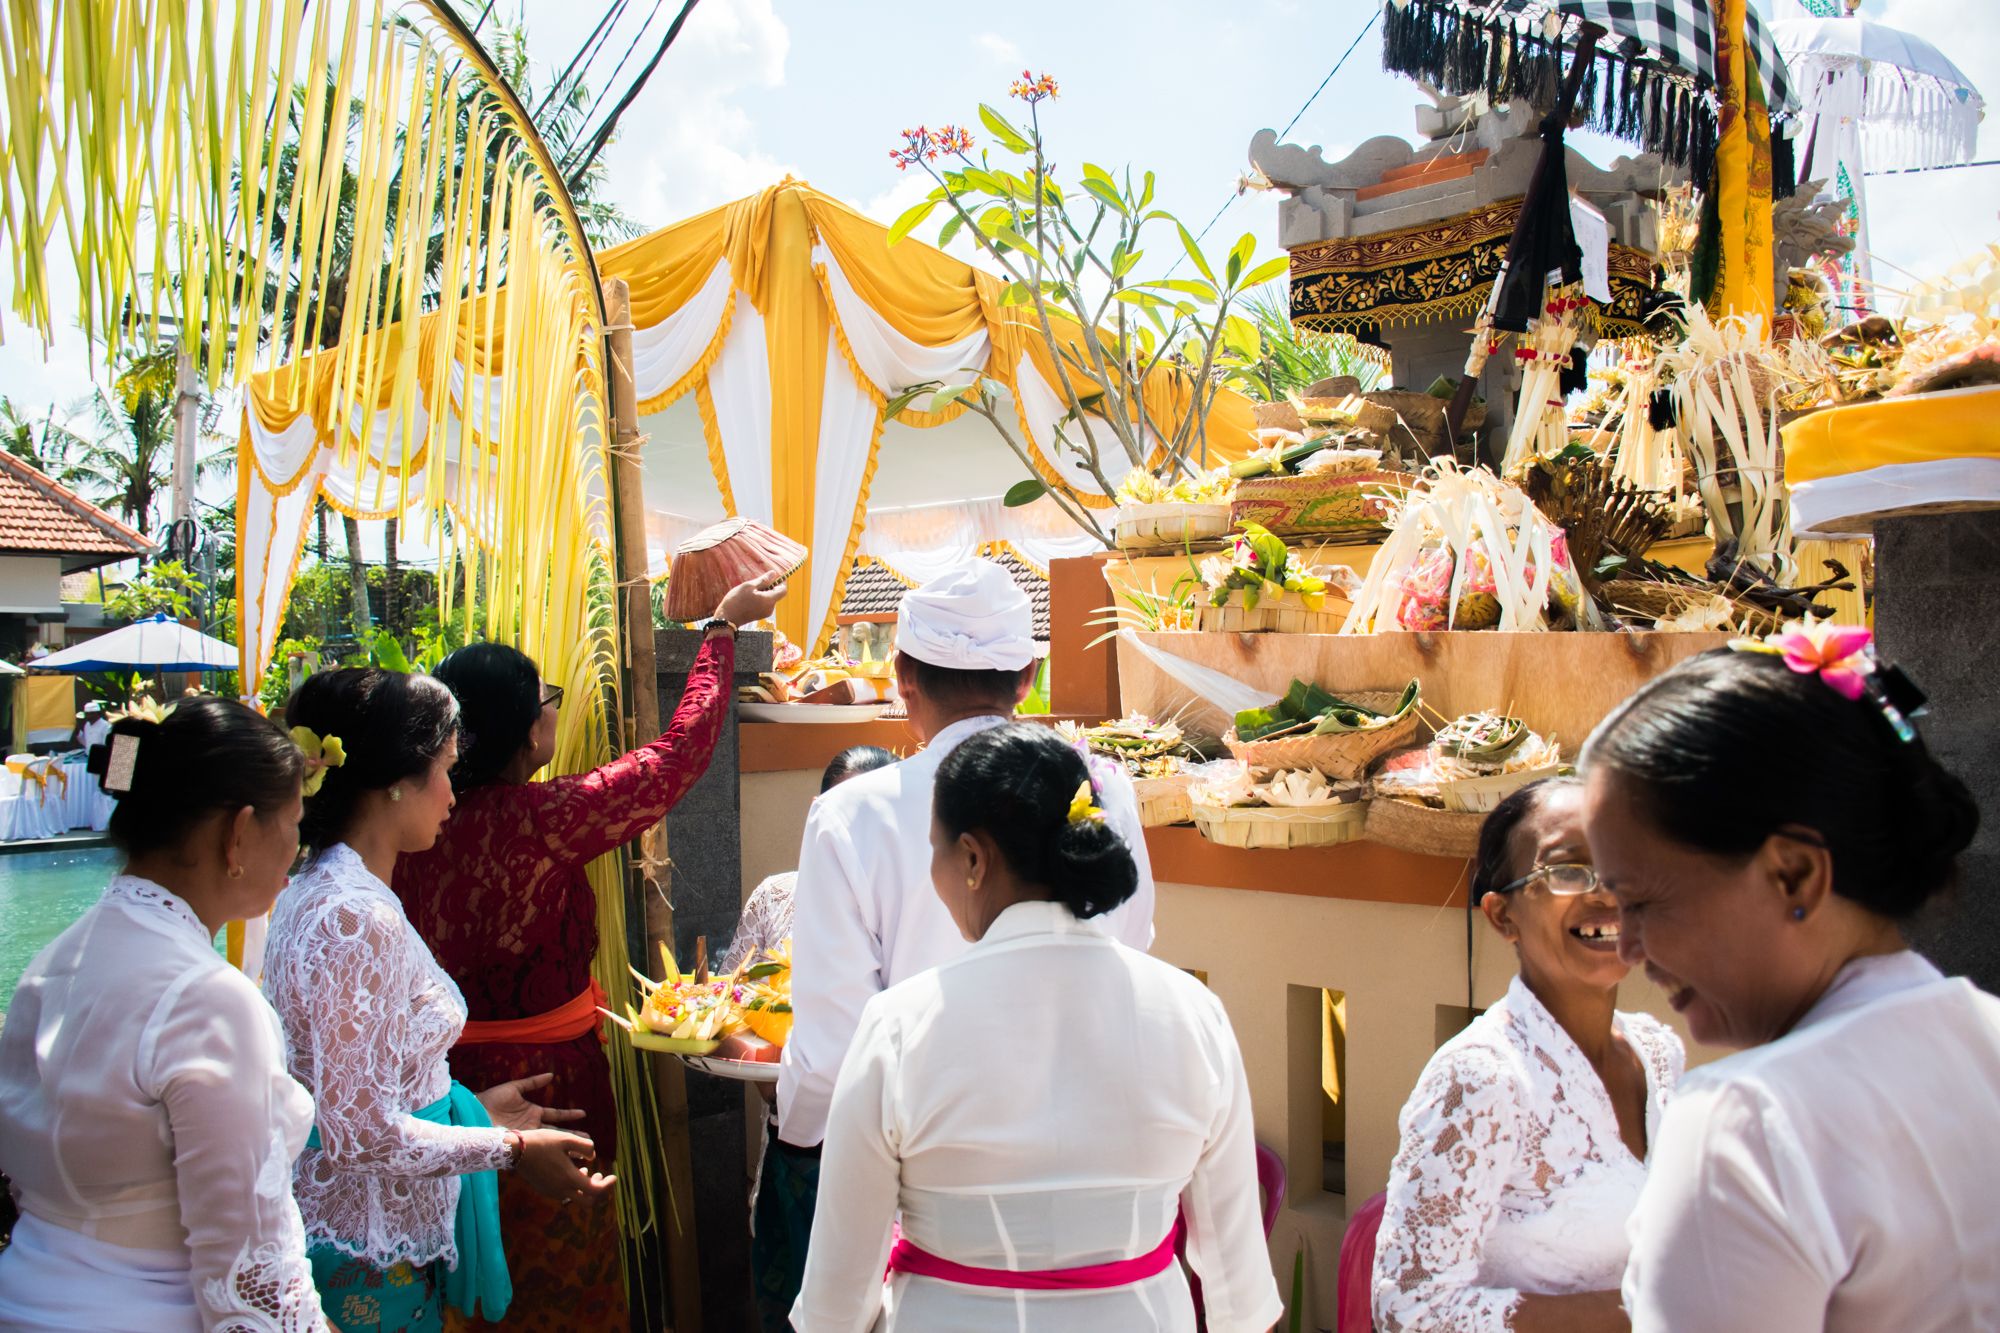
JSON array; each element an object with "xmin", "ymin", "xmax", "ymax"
[
  {"xmin": 811, "ymin": 342, "xmax": 882, "ymax": 642},
  {"xmin": 1790, "ymin": 456, "xmax": 2000, "ymax": 538},
  {"xmin": 631, "ymin": 265, "xmax": 734, "ymax": 397},
  {"xmin": 705, "ymin": 291, "xmax": 776, "ymax": 531},
  {"xmin": 858, "ymin": 495, "xmax": 1103, "ymax": 586}
]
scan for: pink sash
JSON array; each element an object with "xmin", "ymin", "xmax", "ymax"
[{"xmin": 887, "ymin": 1228, "xmax": 1179, "ymax": 1292}]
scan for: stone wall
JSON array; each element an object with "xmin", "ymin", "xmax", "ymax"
[{"xmin": 1874, "ymin": 513, "xmax": 2000, "ymax": 992}]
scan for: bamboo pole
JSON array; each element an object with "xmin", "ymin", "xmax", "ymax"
[{"xmin": 605, "ymin": 277, "xmax": 702, "ymax": 1332}]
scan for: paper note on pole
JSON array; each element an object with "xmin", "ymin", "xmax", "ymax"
[{"xmin": 1569, "ymin": 195, "xmax": 1612, "ymax": 305}]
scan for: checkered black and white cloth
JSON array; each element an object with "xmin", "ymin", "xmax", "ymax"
[{"xmin": 1439, "ymin": 0, "xmax": 1800, "ymax": 114}]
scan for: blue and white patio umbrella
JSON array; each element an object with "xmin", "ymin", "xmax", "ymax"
[{"xmin": 26, "ymin": 613, "xmax": 237, "ymax": 673}]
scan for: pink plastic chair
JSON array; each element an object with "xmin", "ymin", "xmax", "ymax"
[
  {"xmin": 1336, "ymin": 1190, "xmax": 1388, "ymax": 1333},
  {"xmin": 1180, "ymin": 1142, "xmax": 1287, "ymax": 1332}
]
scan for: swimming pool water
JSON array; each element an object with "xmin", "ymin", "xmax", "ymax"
[{"xmin": 0, "ymin": 849, "xmax": 223, "ymax": 1017}]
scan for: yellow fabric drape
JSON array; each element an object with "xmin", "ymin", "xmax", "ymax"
[
  {"xmin": 1712, "ymin": 0, "xmax": 1776, "ymax": 324},
  {"xmin": 595, "ymin": 181, "xmax": 1257, "ymax": 648}
]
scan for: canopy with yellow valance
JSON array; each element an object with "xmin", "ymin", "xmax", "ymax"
[{"xmin": 595, "ymin": 178, "xmax": 1258, "ymax": 653}]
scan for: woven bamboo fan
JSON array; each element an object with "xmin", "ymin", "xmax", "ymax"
[
  {"xmin": 663, "ymin": 518, "xmax": 808, "ymax": 623},
  {"xmin": 1223, "ymin": 690, "xmax": 1421, "ymax": 781}
]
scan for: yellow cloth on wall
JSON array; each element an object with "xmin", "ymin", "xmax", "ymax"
[{"xmin": 23, "ymin": 675, "xmax": 75, "ymax": 736}]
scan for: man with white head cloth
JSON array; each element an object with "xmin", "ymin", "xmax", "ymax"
[{"xmin": 757, "ymin": 558, "xmax": 1155, "ymax": 1326}]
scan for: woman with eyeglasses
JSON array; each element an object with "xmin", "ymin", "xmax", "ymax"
[
  {"xmin": 1371, "ymin": 777, "xmax": 1684, "ymax": 1333},
  {"xmin": 390, "ymin": 574, "xmax": 785, "ymax": 1333}
]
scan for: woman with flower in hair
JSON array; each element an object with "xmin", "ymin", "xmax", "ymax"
[
  {"xmin": 265, "ymin": 668, "xmax": 611, "ymax": 1333},
  {"xmin": 793, "ymin": 723, "xmax": 1279, "ymax": 1333},
  {"xmin": 1582, "ymin": 624, "xmax": 2000, "ymax": 1330}
]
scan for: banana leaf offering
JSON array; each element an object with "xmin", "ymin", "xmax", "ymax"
[
  {"xmin": 1199, "ymin": 523, "xmax": 1329, "ymax": 610},
  {"xmin": 1432, "ymin": 711, "xmax": 1528, "ymax": 763},
  {"xmin": 1234, "ymin": 677, "xmax": 1420, "ymax": 742}
]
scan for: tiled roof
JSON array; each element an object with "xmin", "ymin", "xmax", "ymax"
[
  {"xmin": 0, "ymin": 452, "xmax": 155, "ymax": 568},
  {"xmin": 841, "ymin": 553, "xmax": 1050, "ymax": 641}
]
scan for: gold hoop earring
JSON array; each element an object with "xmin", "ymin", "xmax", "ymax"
[
  {"xmin": 388, "ymin": 787, "xmax": 402, "ymax": 802},
  {"xmin": 228, "ymin": 866, "xmax": 244, "ymax": 880}
]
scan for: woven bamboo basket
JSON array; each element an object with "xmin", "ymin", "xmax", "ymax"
[
  {"xmin": 1229, "ymin": 471, "xmax": 1412, "ymax": 541},
  {"xmin": 1191, "ymin": 799, "xmax": 1370, "ymax": 849},
  {"xmin": 1438, "ymin": 763, "xmax": 1564, "ymax": 814},
  {"xmin": 1355, "ymin": 390, "xmax": 1488, "ymax": 457},
  {"xmin": 1114, "ymin": 502, "xmax": 1233, "ymax": 549},
  {"xmin": 1223, "ymin": 690, "xmax": 1421, "ymax": 782},
  {"xmin": 1362, "ymin": 797, "xmax": 1486, "ymax": 859},
  {"xmin": 1193, "ymin": 589, "xmax": 1350, "ymax": 635},
  {"xmin": 1133, "ymin": 773, "xmax": 1195, "ymax": 827}
]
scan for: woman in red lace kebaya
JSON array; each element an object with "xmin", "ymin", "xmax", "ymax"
[{"xmin": 394, "ymin": 576, "xmax": 785, "ymax": 1332}]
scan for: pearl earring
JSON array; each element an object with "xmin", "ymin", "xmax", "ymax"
[{"xmin": 389, "ymin": 787, "xmax": 403, "ymax": 802}]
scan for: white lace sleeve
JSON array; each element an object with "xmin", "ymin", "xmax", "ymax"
[
  {"xmin": 299, "ymin": 896, "xmax": 510, "ymax": 1179},
  {"xmin": 720, "ymin": 873, "xmax": 796, "ymax": 974},
  {"xmin": 1373, "ymin": 1043, "xmax": 1525, "ymax": 1333},
  {"xmin": 144, "ymin": 966, "xmax": 327, "ymax": 1333}
]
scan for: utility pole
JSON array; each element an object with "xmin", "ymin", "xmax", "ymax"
[{"xmin": 171, "ymin": 347, "xmax": 198, "ymax": 527}]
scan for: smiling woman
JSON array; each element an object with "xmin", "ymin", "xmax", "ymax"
[
  {"xmin": 1369, "ymin": 778, "xmax": 1685, "ymax": 1333},
  {"xmin": 1581, "ymin": 642, "xmax": 2000, "ymax": 1332}
]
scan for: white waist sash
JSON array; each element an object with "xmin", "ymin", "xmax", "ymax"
[{"xmin": 0, "ymin": 1213, "xmax": 200, "ymax": 1333}]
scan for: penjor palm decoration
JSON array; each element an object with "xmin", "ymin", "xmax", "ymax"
[{"xmin": 0, "ymin": 0, "xmax": 666, "ymax": 1276}]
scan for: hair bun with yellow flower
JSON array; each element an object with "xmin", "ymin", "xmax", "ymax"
[
  {"xmin": 1065, "ymin": 779, "xmax": 1106, "ymax": 826},
  {"xmin": 290, "ymin": 726, "xmax": 347, "ymax": 796}
]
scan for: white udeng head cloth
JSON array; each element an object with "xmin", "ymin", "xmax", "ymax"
[{"xmin": 895, "ymin": 557, "xmax": 1047, "ymax": 673}]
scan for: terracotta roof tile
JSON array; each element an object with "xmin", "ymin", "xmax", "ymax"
[
  {"xmin": 840, "ymin": 553, "xmax": 1050, "ymax": 641},
  {"xmin": 0, "ymin": 452, "xmax": 154, "ymax": 567}
]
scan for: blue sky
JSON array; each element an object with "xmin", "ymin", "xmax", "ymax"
[{"xmin": 0, "ymin": 0, "xmax": 1992, "ymax": 537}]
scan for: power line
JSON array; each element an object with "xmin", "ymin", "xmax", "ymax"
[
  {"xmin": 1865, "ymin": 159, "xmax": 2000, "ymax": 176},
  {"xmin": 1174, "ymin": 9, "xmax": 1381, "ymax": 269}
]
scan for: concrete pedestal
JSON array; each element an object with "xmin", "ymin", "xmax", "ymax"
[
  {"xmin": 1873, "ymin": 513, "xmax": 2000, "ymax": 992},
  {"xmin": 651, "ymin": 627, "xmax": 771, "ymax": 1330}
]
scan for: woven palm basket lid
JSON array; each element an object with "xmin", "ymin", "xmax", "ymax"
[{"xmin": 663, "ymin": 517, "xmax": 809, "ymax": 622}]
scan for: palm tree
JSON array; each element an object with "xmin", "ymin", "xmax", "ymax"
[
  {"xmin": 60, "ymin": 354, "xmax": 178, "ymax": 535},
  {"xmin": 0, "ymin": 397, "xmax": 85, "ymax": 474}
]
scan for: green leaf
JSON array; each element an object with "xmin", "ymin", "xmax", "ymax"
[
  {"xmin": 1112, "ymin": 247, "xmax": 1144, "ymax": 278},
  {"xmin": 1226, "ymin": 251, "xmax": 1244, "ymax": 286},
  {"xmin": 1004, "ymin": 478, "xmax": 1049, "ymax": 507},
  {"xmin": 928, "ymin": 383, "xmax": 975, "ymax": 414},
  {"xmin": 978, "ymin": 103, "xmax": 1034, "ymax": 153},
  {"xmin": 936, "ymin": 211, "xmax": 965, "ymax": 249},
  {"xmin": 1224, "ymin": 313, "xmax": 1262, "ymax": 361},
  {"xmin": 887, "ymin": 198, "xmax": 938, "ymax": 248},
  {"xmin": 1080, "ymin": 176, "xmax": 1127, "ymax": 215},
  {"xmin": 1140, "ymin": 171, "xmax": 1157, "ymax": 211},
  {"xmin": 991, "ymin": 225, "xmax": 1037, "ymax": 253},
  {"xmin": 1593, "ymin": 554, "xmax": 1630, "ymax": 580},
  {"xmin": 882, "ymin": 379, "xmax": 943, "ymax": 420},
  {"xmin": 1243, "ymin": 255, "xmax": 1290, "ymax": 287},
  {"xmin": 1230, "ymin": 231, "xmax": 1258, "ymax": 274},
  {"xmin": 1112, "ymin": 290, "xmax": 1170, "ymax": 308},
  {"xmin": 961, "ymin": 167, "xmax": 1008, "ymax": 196},
  {"xmin": 371, "ymin": 631, "xmax": 412, "ymax": 673},
  {"xmin": 742, "ymin": 962, "xmax": 786, "ymax": 979},
  {"xmin": 1177, "ymin": 223, "xmax": 1217, "ymax": 285},
  {"xmin": 998, "ymin": 280, "xmax": 1037, "ymax": 307}
]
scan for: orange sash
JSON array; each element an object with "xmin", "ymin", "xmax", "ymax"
[{"xmin": 456, "ymin": 976, "xmax": 610, "ymax": 1047}]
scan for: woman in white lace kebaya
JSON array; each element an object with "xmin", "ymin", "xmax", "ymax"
[
  {"xmin": 0, "ymin": 698, "xmax": 325, "ymax": 1333},
  {"xmin": 1373, "ymin": 778, "xmax": 1684, "ymax": 1333},
  {"xmin": 264, "ymin": 669, "xmax": 610, "ymax": 1333}
]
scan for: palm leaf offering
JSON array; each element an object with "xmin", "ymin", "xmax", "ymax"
[
  {"xmin": 1431, "ymin": 711, "xmax": 1527, "ymax": 763},
  {"xmin": 1235, "ymin": 677, "xmax": 1419, "ymax": 742}
]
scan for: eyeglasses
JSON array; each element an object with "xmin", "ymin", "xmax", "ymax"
[
  {"xmin": 1495, "ymin": 863, "xmax": 1601, "ymax": 896},
  {"xmin": 540, "ymin": 685, "xmax": 564, "ymax": 712}
]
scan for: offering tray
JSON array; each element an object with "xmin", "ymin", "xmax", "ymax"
[
  {"xmin": 738, "ymin": 702, "xmax": 890, "ymax": 723},
  {"xmin": 678, "ymin": 1053, "xmax": 780, "ymax": 1083}
]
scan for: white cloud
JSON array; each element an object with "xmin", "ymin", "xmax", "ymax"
[
  {"xmin": 977, "ymin": 34, "xmax": 1020, "ymax": 66},
  {"xmin": 597, "ymin": 0, "xmax": 796, "ymax": 226}
]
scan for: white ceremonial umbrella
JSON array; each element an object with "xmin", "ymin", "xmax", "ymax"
[
  {"xmin": 1772, "ymin": 9, "xmax": 1987, "ymax": 311},
  {"xmin": 26, "ymin": 613, "xmax": 238, "ymax": 673}
]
